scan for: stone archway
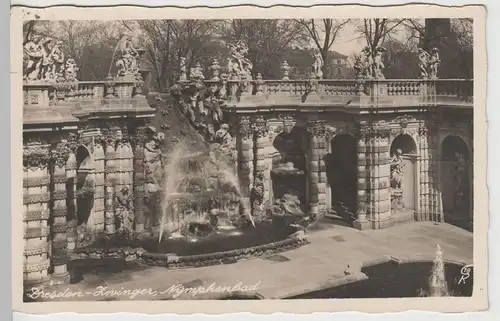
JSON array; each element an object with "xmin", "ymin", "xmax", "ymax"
[
  {"xmin": 440, "ymin": 135, "xmax": 472, "ymax": 229},
  {"xmin": 326, "ymin": 134, "xmax": 357, "ymax": 220},
  {"xmin": 390, "ymin": 134, "xmax": 418, "ymax": 216},
  {"xmin": 270, "ymin": 126, "xmax": 308, "ymax": 209},
  {"xmin": 74, "ymin": 145, "xmax": 95, "ymax": 244}
]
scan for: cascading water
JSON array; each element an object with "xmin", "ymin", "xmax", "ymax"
[
  {"xmin": 158, "ymin": 143, "xmax": 255, "ymax": 243},
  {"xmin": 428, "ymin": 244, "xmax": 449, "ymax": 297}
]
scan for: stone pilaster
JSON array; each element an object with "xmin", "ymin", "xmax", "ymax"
[
  {"xmin": 252, "ymin": 116, "xmax": 269, "ymax": 215},
  {"xmin": 65, "ymin": 150, "xmax": 77, "ymax": 252},
  {"xmin": 372, "ymin": 126, "xmax": 392, "ymax": 229},
  {"xmin": 104, "ymin": 129, "xmax": 118, "ymax": 236},
  {"xmin": 23, "ymin": 143, "xmax": 51, "ymax": 288},
  {"xmin": 317, "ymin": 122, "xmax": 328, "ymax": 215},
  {"xmin": 417, "ymin": 126, "xmax": 430, "ymax": 221},
  {"xmin": 238, "ymin": 116, "xmax": 254, "ymax": 216},
  {"xmin": 50, "ymin": 143, "xmax": 70, "ymax": 284},
  {"xmin": 93, "ymin": 136, "xmax": 106, "ymax": 235},
  {"xmin": 307, "ymin": 121, "xmax": 325, "ymax": 217},
  {"xmin": 133, "ymin": 126, "xmax": 147, "ymax": 234},
  {"xmin": 353, "ymin": 124, "xmax": 369, "ymax": 229},
  {"xmin": 428, "ymin": 125, "xmax": 442, "ymax": 222}
]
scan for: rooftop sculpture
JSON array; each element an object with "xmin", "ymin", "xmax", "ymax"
[
  {"xmin": 24, "ymin": 34, "xmax": 73, "ymax": 83},
  {"xmin": 418, "ymin": 47, "xmax": 441, "ymax": 79}
]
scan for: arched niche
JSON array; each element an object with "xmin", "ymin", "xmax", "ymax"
[
  {"xmin": 325, "ymin": 133, "xmax": 357, "ymax": 218},
  {"xmin": 390, "ymin": 134, "xmax": 418, "ymax": 213},
  {"xmin": 271, "ymin": 126, "xmax": 307, "ymax": 172},
  {"xmin": 440, "ymin": 135, "xmax": 472, "ymax": 228},
  {"xmin": 270, "ymin": 126, "xmax": 308, "ymax": 207},
  {"xmin": 390, "ymin": 134, "xmax": 417, "ymax": 156},
  {"xmin": 75, "ymin": 145, "xmax": 95, "ymax": 227}
]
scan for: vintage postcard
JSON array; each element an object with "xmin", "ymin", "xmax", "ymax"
[{"xmin": 11, "ymin": 3, "xmax": 488, "ymax": 315}]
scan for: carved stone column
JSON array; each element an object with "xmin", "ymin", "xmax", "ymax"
[
  {"xmin": 133, "ymin": 126, "xmax": 147, "ymax": 234},
  {"xmin": 23, "ymin": 143, "xmax": 51, "ymax": 288},
  {"xmin": 372, "ymin": 126, "xmax": 392, "ymax": 229},
  {"xmin": 50, "ymin": 143, "xmax": 70, "ymax": 284},
  {"xmin": 307, "ymin": 121, "xmax": 325, "ymax": 217},
  {"xmin": 417, "ymin": 126, "xmax": 430, "ymax": 221},
  {"xmin": 93, "ymin": 135, "xmax": 106, "ymax": 236},
  {"xmin": 65, "ymin": 147, "xmax": 77, "ymax": 252},
  {"xmin": 252, "ymin": 116, "xmax": 269, "ymax": 216},
  {"xmin": 238, "ymin": 116, "xmax": 254, "ymax": 216},
  {"xmin": 353, "ymin": 124, "xmax": 369, "ymax": 230},
  {"xmin": 427, "ymin": 124, "xmax": 442, "ymax": 222},
  {"xmin": 317, "ymin": 122, "xmax": 328, "ymax": 215},
  {"xmin": 104, "ymin": 128, "xmax": 118, "ymax": 236}
]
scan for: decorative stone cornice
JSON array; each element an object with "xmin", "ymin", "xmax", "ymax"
[
  {"xmin": 252, "ymin": 116, "xmax": 268, "ymax": 138},
  {"xmin": 278, "ymin": 114, "xmax": 295, "ymax": 133},
  {"xmin": 307, "ymin": 120, "xmax": 327, "ymax": 137},
  {"xmin": 23, "ymin": 146, "xmax": 50, "ymax": 170},
  {"xmin": 239, "ymin": 116, "xmax": 253, "ymax": 140}
]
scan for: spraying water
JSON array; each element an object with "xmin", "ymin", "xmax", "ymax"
[
  {"xmin": 158, "ymin": 143, "xmax": 187, "ymax": 242},
  {"xmin": 157, "ymin": 143, "xmax": 255, "ymax": 243},
  {"xmin": 428, "ymin": 244, "xmax": 449, "ymax": 297}
]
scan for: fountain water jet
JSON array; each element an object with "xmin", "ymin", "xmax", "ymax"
[
  {"xmin": 157, "ymin": 142, "xmax": 255, "ymax": 243},
  {"xmin": 428, "ymin": 244, "xmax": 449, "ymax": 297}
]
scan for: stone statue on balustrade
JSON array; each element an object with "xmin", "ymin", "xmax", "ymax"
[
  {"xmin": 312, "ymin": 50, "xmax": 324, "ymax": 79},
  {"xmin": 429, "ymin": 48, "xmax": 441, "ymax": 79},
  {"xmin": 24, "ymin": 34, "xmax": 44, "ymax": 81},
  {"xmin": 372, "ymin": 47, "xmax": 386, "ymax": 79},
  {"xmin": 390, "ymin": 149, "xmax": 405, "ymax": 190},
  {"xmin": 190, "ymin": 62, "xmax": 205, "ymax": 81},
  {"xmin": 353, "ymin": 54, "xmax": 365, "ymax": 79},
  {"xmin": 227, "ymin": 40, "xmax": 253, "ymax": 78},
  {"xmin": 116, "ymin": 34, "xmax": 140, "ymax": 79},
  {"xmin": 115, "ymin": 186, "xmax": 134, "ymax": 240},
  {"xmin": 64, "ymin": 58, "xmax": 79, "ymax": 82},
  {"xmin": 23, "ymin": 35, "xmax": 56, "ymax": 81},
  {"xmin": 417, "ymin": 48, "xmax": 431, "ymax": 78}
]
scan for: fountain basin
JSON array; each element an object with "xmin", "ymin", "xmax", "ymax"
[
  {"xmin": 287, "ymin": 258, "xmax": 473, "ymax": 299},
  {"xmin": 72, "ymin": 221, "xmax": 308, "ymax": 269}
]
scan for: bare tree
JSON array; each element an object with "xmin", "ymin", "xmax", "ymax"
[
  {"xmin": 295, "ymin": 19, "xmax": 351, "ymax": 76},
  {"xmin": 222, "ymin": 19, "xmax": 308, "ymax": 78},
  {"xmin": 136, "ymin": 19, "xmax": 222, "ymax": 91},
  {"xmin": 356, "ymin": 18, "xmax": 406, "ymax": 54}
]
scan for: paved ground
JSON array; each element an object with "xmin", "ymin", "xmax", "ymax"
[{"xmin": 29, "ymin": 221, "xmax": 473, "ymax": 301}]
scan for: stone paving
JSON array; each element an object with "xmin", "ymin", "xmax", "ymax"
[{"xmin": 32, "ymin": 221, "xmax": 473, "ymax": 301}]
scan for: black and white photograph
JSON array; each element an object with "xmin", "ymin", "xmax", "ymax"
[{"xmin": 12, "ymin": 3, "xmax": 487, "ymax": 314}]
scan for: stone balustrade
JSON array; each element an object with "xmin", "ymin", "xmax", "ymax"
[
  {"xmin": 23, "ymin": 79, "xmax": 145, "ymax": 106},
  {"xmin": 197, "ymin": 78, "xmax": 473, "ymax": 109}
]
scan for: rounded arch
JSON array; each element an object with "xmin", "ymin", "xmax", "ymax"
[
  {"xmin": 440, "ymin": 134, "xmax": 472, "ymax": 229},
  {"xmin": 326, "ymin": 133, "xmax": 358, "ymax": 217},
  {"xmin": 75, "ymin": 145, "xmax": 94, "ymax": 227},
  {"xmin": 75, "ymin": 145, "xmax": 93, "ymax": 170},
  {"xmin": 390, "ymin": 133, "xmax": 417, "ymax": 156},
  {"xmin": 439, "ymin": 132, "xmax": 471, "ymax": 158},
  {"xmin": 441, "ymin": 135, "xmax": 470, "ymax": 160},
  {"xmin": 272, "ymin": 126, "xmax": 308, "ymax": 171}
]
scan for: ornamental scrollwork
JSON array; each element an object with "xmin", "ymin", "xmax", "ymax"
[
  {"xmin": 252, "ymin": 116, "xmax": 268, "ymax": 138},
  {"xmin": 239, "ymin": 116, "xmax": 253, "ymax": 140},
  {"xmin": 23, "ymin": 147, "xmax": 50, "ymax": 170}
]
